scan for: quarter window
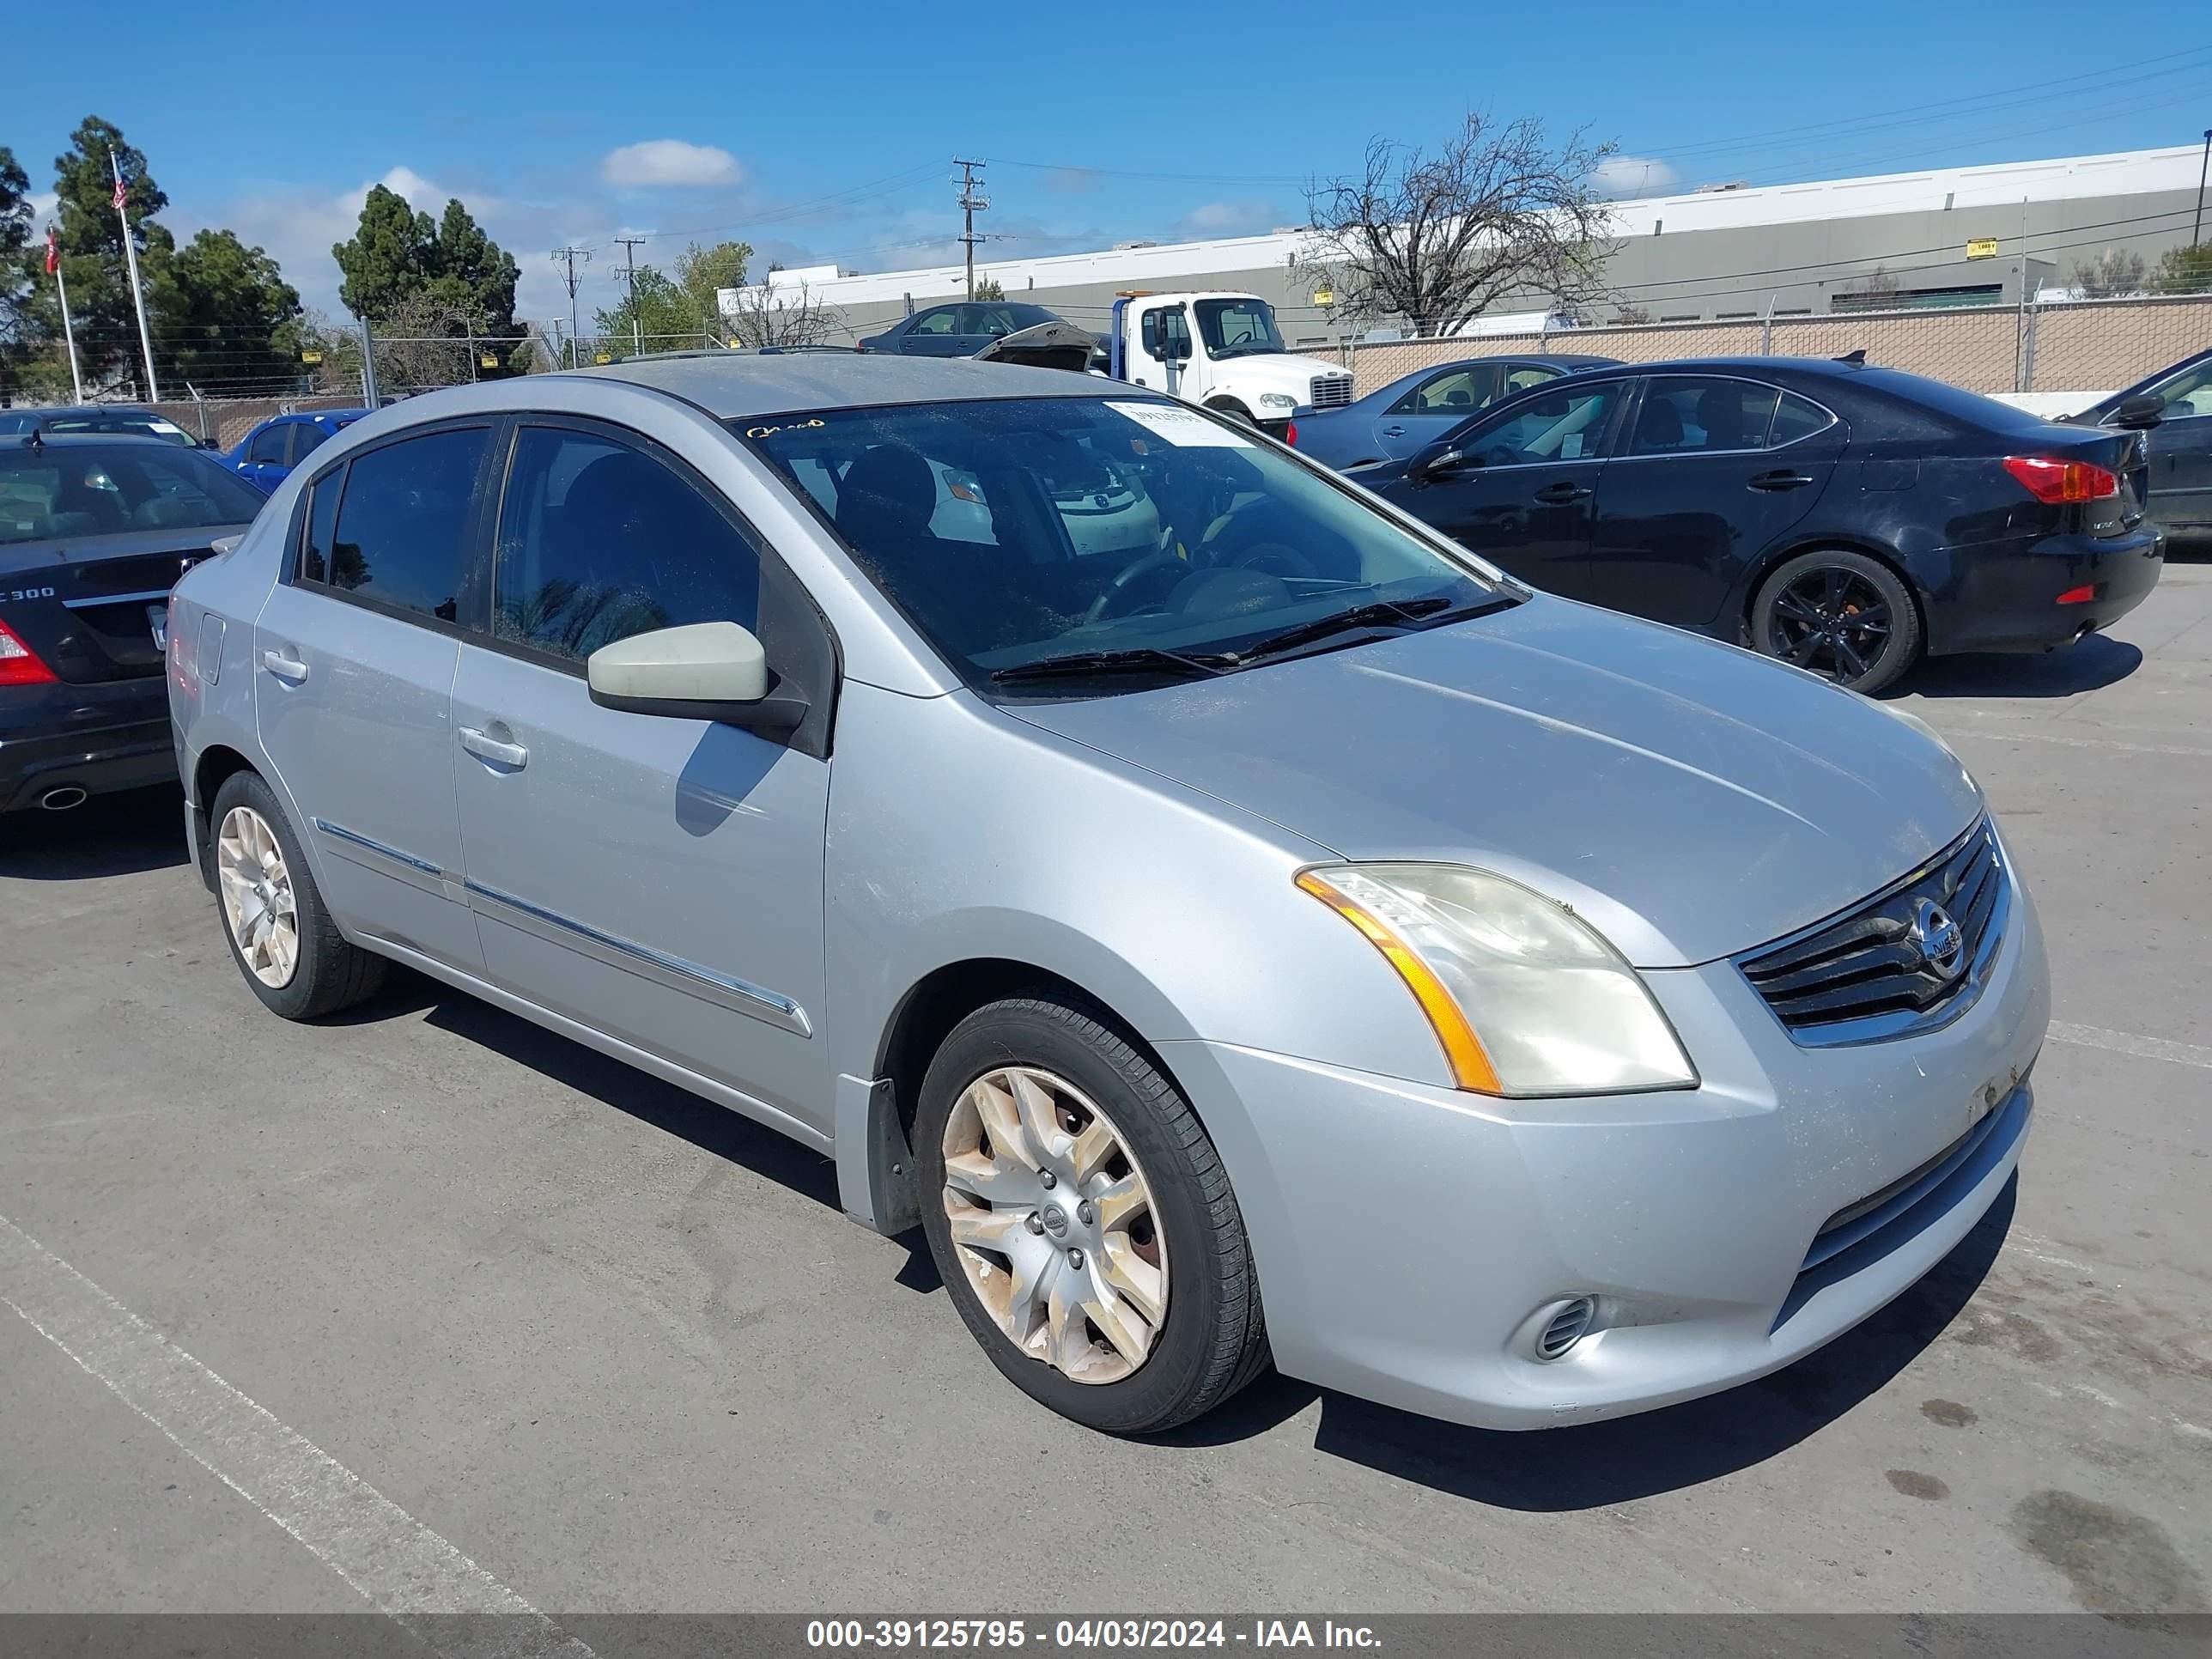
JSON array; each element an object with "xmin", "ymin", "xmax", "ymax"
[
  {"xmin": 1768, "ymin": 392, "xmax": 1836, "ymax": 447},
  {"xmin": 492, "ymin": 427, "xmax": 761, "ymax": 664},
  {"xmin": 323, "ymin": 427, "xmax": 488, "ymax": 622},
  {"xmin": 1629, "ymin": 378, "xmax": 1784, "ymax": 456}
]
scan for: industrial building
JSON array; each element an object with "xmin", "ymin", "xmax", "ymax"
[{"xmin": 749, "ymin": 143, "xmax": 2212, "ymax": 346}]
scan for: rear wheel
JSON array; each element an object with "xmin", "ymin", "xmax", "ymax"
[
  {"xmin": 210, "ymin": 771, "xmax": 386, "ymax": 1020},
  {"xmin": 916, "ymin": 998, "xmax": 1267, "ymax": 1434},
  {"xmin": 1751, "ymin": 550, "xmax": 1922, "ymax": 694}
]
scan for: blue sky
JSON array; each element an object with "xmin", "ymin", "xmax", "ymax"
[{"xmin": 9, "ymin": 1, "xmax": 2210, "ymax": 321}]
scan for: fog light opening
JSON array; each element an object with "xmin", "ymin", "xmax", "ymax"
[{"xmin": 1534, "ymin": 1296, "xmax": 1599, "ymax": 1361}]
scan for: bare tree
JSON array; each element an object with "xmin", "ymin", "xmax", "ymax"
[
  {"xmin": 371, "ymin": 293, "xmax": 495, "ymax": 392},
  {"xmin": 720, "ymin": 280, "xmax": 840, "ymax": 349},
  {"xmin": 1305, "ymin": 114, "xmax": 1618, "ymax": 337},
  {"xmin": 1834, "ymin": 264, "xmax": 1902, "ymax": 312},
  {"xmin": 2068, "ymin": 247, "xmax": 2147, "ymax": 299}
]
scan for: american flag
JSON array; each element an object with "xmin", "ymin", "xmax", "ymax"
[
  {"xmin": 112, "ymin": 171, "xmax": 128, "ymax": 211},
  {"xmin": 46, "ymin": 226, "xmax": 59, "ymax": 275}
]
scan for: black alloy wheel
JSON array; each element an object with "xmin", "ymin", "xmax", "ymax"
[{"xmin": 1752, "ymin": 550, "xmax": 1921, "ymax": 694}]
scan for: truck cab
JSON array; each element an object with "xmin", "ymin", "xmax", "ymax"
[{"xmin": 1103, "ymin": 291, "xmax": 1353, "ymax": 439}]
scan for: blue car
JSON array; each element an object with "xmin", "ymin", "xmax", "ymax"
[
  {"xmin": 1292, "ymin": 354, "xmax": 1620, "ymax": 471},
  {"xmin": 227, "ymin": 409, "xmax": 367, "ymax": 493}
]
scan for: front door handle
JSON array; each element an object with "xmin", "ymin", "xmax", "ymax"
[
  {"xmin": 459, "ymin": 726, "xmax": 529, "ymax": 769},
  {"xmin": 1533, "ymin": 482, "xmax": 1592, "ymax": 504},
  {"xmin": 261, "ymin": 648, "xmax": 307, "ymax": 684},
  {"xmin": 1749, "ymin": 470, "xmax": 1815, "ymax": 491}
]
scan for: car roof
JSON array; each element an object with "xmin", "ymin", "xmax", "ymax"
[
  {"xmin": 575, "ymin": 353, "xmax": 1109, "ymax": 418},
  {"xmin": 6, "ymin": 431, "xmax": 190, "ymax": 449}
]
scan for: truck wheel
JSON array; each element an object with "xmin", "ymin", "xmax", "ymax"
[
  {"xmin": 916, "ymin": 997, "xmax": 1268, "ymax": 1434},
  {"xmin": 1204, "ymin": 398, "xmax": 1257, "ymax": 428}
]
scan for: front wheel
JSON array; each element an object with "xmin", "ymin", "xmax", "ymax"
[
  {"xmin": 1750, "ymin": 550, "xmax": 1922, "ymax": 694},
  {"xmin": 1204, "ymin": 398, "xmax": 1257, "ymax": 428},
  {"xmin": 916, "ymin": 998, "xmax": 1267, "ymax": 1434}
]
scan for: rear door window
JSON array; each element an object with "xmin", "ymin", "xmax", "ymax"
[
  {"xmin": 321, "ymin": 427, "xmax": 489, "ymax": 623},
  {"xmin": 908, "ymin": 307, "xmax": 961, "ymax": 336},
  {"xmin": 246, "ymin": 424, "xmax": 289, "ymax": 465},
  {"xmin": 1628, "ymin": 377, "xmax": 1784, "ymax": 456},
  {"xmin": 1394, "ymin": 365, "xmax": 1503, "ymax": 415}
]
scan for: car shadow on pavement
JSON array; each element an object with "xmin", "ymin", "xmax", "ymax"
[
  {"xmin": 0, "ymin": 786, "xmax": 188, "ymax": 880},
  {"xmin": 1893, "ymin": 635, "xmax": 2142, "ymax": 700},
  {"xmin": 1170, "ymin": 1176, "xmax": 2015, "ymax": 1509},
  {"xmin": 337, "ymin": 975, "xmax": 845, "ymax": 1212}
]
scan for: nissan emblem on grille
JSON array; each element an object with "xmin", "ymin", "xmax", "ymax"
[{"xmin": 1907, "ymin": 897, "xmax": 1966, "ymax": 979}]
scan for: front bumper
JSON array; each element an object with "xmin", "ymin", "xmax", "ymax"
[
  {"xmin": 0, "ymin": 675, "xmax": 176, "ymax": 811},
  {"xmin": 1927, "ymin": 523, "xmax": 2164, "ymax": 654},
  {"xmin": 1164, "ymin": 858, "xmax": 2050, "ymax": 1431}
]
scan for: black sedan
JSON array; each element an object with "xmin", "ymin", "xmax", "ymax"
[
  {"xmin": 1352, "ymin": 356, "xmax": 2165, "ymax": 693},
  {"xmin": 857, "ymin": 300, "xmax": 1059, "ymax": 356},
  {"xmin": 2068, "ymin": 345, "xmax": 2212, "ymax": 538},
  {"xmin": 0, "ymin": 434, "xmax": 264, "ymax": 812}
]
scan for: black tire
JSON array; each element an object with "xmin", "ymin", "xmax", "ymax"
[
  {"xmin": 1750, "ymin": 549, "xmax": 1923, "ymax": 695},
  {"xmin": 915, "ymin": 997, "xmax": 1268, "ymax": 1434},
  {"xmin": 209, "ymin": 771, "xmax": 386, "ymax": 1020},
  {"xmin": 1204, "ymin": 398, "xmax": 1257, "ymax": 428}
]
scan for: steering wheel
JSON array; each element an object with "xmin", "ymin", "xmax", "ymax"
[
  {"xmin": 1084, "ymin": 545, "xmax": 1188, "ymax": 624},
  {"xmin": 1229, "ymin": 541, "xmax": 1318, "ymax": 580}
]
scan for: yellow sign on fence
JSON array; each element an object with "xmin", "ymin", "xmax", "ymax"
[
  {"xmin": 1312, "ymin": 287, "xmax": 1334, "ymax": 307},
  {"xmin": 1965, "ymin": 238, "xmax": 2000, "ymax": 260},
  {"xmin": 480, "ymin": 352, "xmax": 498, "ymax": 368},
  {"xmin": 300, "ymin": 349, "xmax": 324, "ymax": 364}
]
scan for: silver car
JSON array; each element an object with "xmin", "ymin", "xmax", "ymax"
[{"xmin": 167, "ymin": 356, "xmax": 2049, "ymax": 1435}]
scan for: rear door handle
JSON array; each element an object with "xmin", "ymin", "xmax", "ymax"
[
  {"xmin": 1381, "ymin": 424, "xmax": 1406, "ymax": 437},
  {"xmin": 1533, "ymin": 482, "xmax": 1591, "ymax": 504},
  {"xmin": 261, "ymin": 649, "xmax": 307, "ymax": 684},
  {"xmin": 459, "ymin": 726, "xmax": 529, "ymax": 769},
  {"xmin": 1750, "ymin": 470, "xmax": 1815, "ymax": 491}
]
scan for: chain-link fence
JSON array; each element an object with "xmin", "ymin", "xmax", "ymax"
[{"xmin": 1314, "ymin": 293, "xmax": 2212, "ymax": 403}]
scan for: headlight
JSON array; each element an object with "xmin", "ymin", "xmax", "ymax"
[
  {"xmin": 1297, "ymin": 863, "xmax": 1697, "ymax": 1097},
  {"xmin": 1256, "ymin": 392, "xmax": 1297, "ymax": 410}
]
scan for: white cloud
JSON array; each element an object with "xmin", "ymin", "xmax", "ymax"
[
  {"xmin": 601, "ymin": 141, "xmax": 743, "ymax": 190},
  {"xmin": 28, "ymin": 191, "xmax": 58, "ymax": 225},
  {"xmin": 1592, "ymin": 155, "xmax": 1680, "ymax": 199},
  {"xmin": 1173, "ymin": 201, "xmax": 1279, "ymax": 240}
]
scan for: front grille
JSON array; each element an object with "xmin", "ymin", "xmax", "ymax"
[
  {"xmin": 1308, "ymin": 373, "xmax": 1354, "ymax": 410},
  {"xmin": 1737, "ymin": 818, "xmax": 2007, "ymax": 1045}
]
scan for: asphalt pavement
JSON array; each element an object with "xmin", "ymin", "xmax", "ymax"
[{"xmin": 2, "ymin": 563, "xmax": 2207, "ymax": 1620}]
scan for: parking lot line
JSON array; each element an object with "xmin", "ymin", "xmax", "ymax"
[
  {"xmin": 2046, "ymin": 1021, "xmax": 2212, "ymax": 1071},
  {"xmin": 0, "ymin": 1212, "xmax": 594, "ymax": 1656}
]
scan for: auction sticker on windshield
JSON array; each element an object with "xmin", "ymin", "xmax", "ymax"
[{"xmin": 1107, "ymin": 402, "xmax": 1255, "ymax": 447}]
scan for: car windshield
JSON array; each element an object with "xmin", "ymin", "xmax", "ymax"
[
  {"xmin": 1194, "ymin": 299, "xmax": 1284, "ymax": 358},
  {"xmin": 0, "ymin": 444, "xmax": 265, "ymax": 545},
  {"xmin": 32, "ymin": 412, "xmax": 199, "ymax": 447},
  {"xmin": 742, "ymin": 396, "xmax": 1510, "ymax": 694}
]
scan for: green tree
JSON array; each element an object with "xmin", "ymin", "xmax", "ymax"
[
  {"xmin": 1, "ymin": 146, "xmax": 36, "ymax": 394},
  {"xmin": 678, "ymin": 240, "xmax": 750, "ymax": 319},
  {"xmin": 32, "ymin": 118, "xmax": 175, "ymax": 395},
  {"xmin": 332, "ymin": 185, "xmax": 437, "ymax": 319},
  {"xmin": 160, "ymin": 228, "xmax": 304, "ymax": 392},
  {"xmin": 333, "ymin": 185, "xmax": 522, "ymax": 370},
  {"xmin": 595, "ymin": 265, "xmax": 708, "ymax": 348},
  {"xmin": 2152, "ymin": 242, "xmax": 2212, "ymax": 296},
  {"xmin": 972, "ymin": 273, "xmax": 1006, "ymax": 301}
]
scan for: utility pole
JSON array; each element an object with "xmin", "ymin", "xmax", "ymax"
[
  {"xmin": 2194, "ymin": 129, "xmax": 2211, "ymax": 252},
  {"xmin": 953, "ymin": 159, "xmax": 988, "ymax": 301},
  {"xmin": 615, "ymin": 235, "xmax": 647, "ymax": 356},
  {"xmin": 552, "ymin": 245, "xmax": 592, "ymax": 367}
]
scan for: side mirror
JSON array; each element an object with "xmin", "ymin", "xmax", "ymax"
[
  {"xmin": 1413, "ymin": 446, "xmax": 1478, "ymax": 484},
  {"xmin": 586, "ymin": 621, "xmax": 807, "ymax": 737},
  {"xmin": 2107, "ymin": 392, "xmax": 2166, "ymax": 431}
]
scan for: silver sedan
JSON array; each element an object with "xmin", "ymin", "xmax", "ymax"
[{"xmin": 167, "ymin": 355, "xmax": 2048, "ymax": 1434}]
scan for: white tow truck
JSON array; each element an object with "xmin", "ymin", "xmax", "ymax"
[{"xmin": 1093, "ymin": 291, "xmax": 1353, "ymax": 439}]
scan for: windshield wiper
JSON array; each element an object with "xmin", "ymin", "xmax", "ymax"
[
  {"xmin": 1218, "ymin": 593, "xmax": 1514, "ymax": 665},
  {"xmin": 988, "ymin": 646, "xmax": 1233, "ymax": 687}
]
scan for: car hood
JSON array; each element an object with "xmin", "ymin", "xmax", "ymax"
[{"xmin": 1006, "ymin": 599, "xmax": 1983, "ymax": 967}]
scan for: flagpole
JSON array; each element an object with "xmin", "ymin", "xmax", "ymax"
[
  {"xmin": 48, "ymin": 229, "xmax": 86, "ymax": 404},
  {"xmin": 110, "ymin": 149, "xmax": 160, "ymax": 403}
]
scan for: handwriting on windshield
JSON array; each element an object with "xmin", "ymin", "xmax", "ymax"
[{"xmin": 745, "ymin": 418, "xmax": 827, "ymax": 440}]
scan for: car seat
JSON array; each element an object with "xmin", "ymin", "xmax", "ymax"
[{"xmin": 1634, "ymin": 397, "xmax": 1686, "ymax": 452}]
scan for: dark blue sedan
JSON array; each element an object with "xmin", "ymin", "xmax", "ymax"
[
  {"xmin": 857, "ymin": 301, "xmax": 1059, "ymax": 357},
  {"xmin": 226, "ymin": 408, "xmax": 368, "ymax": 492},
  {"xmin": 1291, "ymin": 353, "xmax": 1620, "ymax": 471}
]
